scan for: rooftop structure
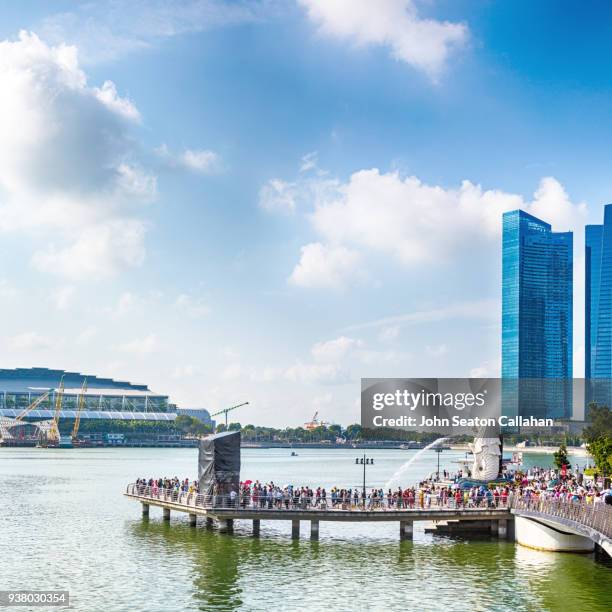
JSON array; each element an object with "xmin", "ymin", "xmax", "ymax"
[{"xmin": 0, "ymin": 367, "xmax": 176, "ymax": 421}]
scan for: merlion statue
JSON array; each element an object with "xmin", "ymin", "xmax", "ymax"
[{"xmin": 468, "ymin": 434, "xmax": 501, "ymax": 481}]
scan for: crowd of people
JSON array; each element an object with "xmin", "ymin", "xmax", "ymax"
[
  {"xmin": 508, "ymin": 465, "xmax": 611, "ymax": 505},
  {"xmin": 134, "ymin": 464, "xmax": 611, "ymax": 510}
]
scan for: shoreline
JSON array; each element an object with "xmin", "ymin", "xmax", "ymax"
[{"xmin": 450, "ymin": 444, "xmax": 589, "ymax": 457}]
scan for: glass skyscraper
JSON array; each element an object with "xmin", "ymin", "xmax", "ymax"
[
  {"xmin": 585, "ymin": 204, "xmax": 612, "ymax": 409},
  {"xmin": 502, "ymin": 210, "xmax": 573, "ymax": 420}
]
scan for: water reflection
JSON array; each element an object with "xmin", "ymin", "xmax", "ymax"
[{"xmin": 128, "ymin": 519, "xmax": 612, "ymax": 611}]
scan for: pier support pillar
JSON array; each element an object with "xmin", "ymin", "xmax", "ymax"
[
  {"xmin": 490, "ymin": 520, "xmax": 498, "ymax": 536},
  {"xmin": 400, "ymin": 520, "xmax": 413, "ymax": 541},
  {"xmin": 253, "ymin": 519, "xmax": 260, "ymax": 536},
  {"xmin": 292, "ymin": 519, "xmax": 300, "ymax": 540},
  {"xmin": 205, "ymin": 517, "xmax": 214, "ymax": 529},
  {"xmin": 141, "ymin": 503, "xmax": 149, "ymax": 517},
  {"xmin": 498, "ymin": 519, "xmax": 507, "ymax": 540},
  {"xmin": 217, "ymin": 518, "xmax": 234, "ymax": 533},
  {"xmin": 189, "ymin": 513, "xmax": 197, "ymax": 527},
  {"xmin": 310, "ymin": 520, "xmax": 319, "ymax": 540},
  {"xmin": 162, "ymin": 507, "xmax": 170, "ymax": 521}
]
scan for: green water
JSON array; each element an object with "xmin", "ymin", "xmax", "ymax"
[{"xmin": 0, "ymin": 447, "xmax": 610, "ymax": 612}]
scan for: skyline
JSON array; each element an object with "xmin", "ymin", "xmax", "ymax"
[{"xmin": 3, "ymin": 2, "xmax": 612, "ymax": 426}]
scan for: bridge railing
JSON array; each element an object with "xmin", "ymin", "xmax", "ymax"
[
  {"xmin": 512, "ymin": 496, "xmax": 612, "ymax": 539},
  {"xmin": 126, "ymin": 483, "xmax": 510, "ymax": 512}
]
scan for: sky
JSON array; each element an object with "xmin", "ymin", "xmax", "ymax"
[{"xmin": 0, "ymin": 0, "xmax": 611, "ymax": 427}]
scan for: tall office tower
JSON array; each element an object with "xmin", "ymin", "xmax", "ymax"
[
  {"xmin": 585, "ymin": 204, "xmax": 612, "ymax": 411},
  {"xmin": 502, "ymin": 210, "xmax": 573, "ymax": 421}
]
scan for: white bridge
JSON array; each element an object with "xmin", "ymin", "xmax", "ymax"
[{"xmin": 512, "ymin": 497, "xmax": 612, "ymax": 556}]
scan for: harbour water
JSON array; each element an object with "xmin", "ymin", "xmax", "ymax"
[{"xmin": 0, "ymin": 447, "xmax": 610, "ymax": 611}]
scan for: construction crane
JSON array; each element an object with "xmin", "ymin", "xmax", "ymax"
[
  {"xmin": 15, "ymin": 390, "xmax": 52, "ymax": 422},
  {"xmin": 71, "ymin": 378, "xmax": 88, "ymax": 440},
  {"xmin": 304, "ymin": 411, "xmax": 329, "ymax": 431},
  {"xmin": 304, "ymin": 411, "xmax": 319, "ymax": 431},
  {"xmin": 211, "ymin": 401, "xmax": 249, "ymax": 428},
  {"xmin": 1, "ymin": 390, "xmax": 53, "ymax": 443},
  {"xmin": 47, "ymin": 376, "xmax": 65, "ymax": 443}
]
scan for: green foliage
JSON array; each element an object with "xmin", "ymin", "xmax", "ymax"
[
  {"xmin": 69, "ymin": 419, "xmax": 178, "ymax": 435},
  {"xmin": 345, "ymin": 424, "xmax": 362, "ymax": 440},
  {"xmin": 174, "ymin": 414, "xmax": 212, "ymax": 436},
  {"xmin": 583, "ymin": 403, "xmax": 612, "ymax": 443},
  {"xmin": 581, "ymin": 404, "xmax": 612, "ymax": 475},
  {"xmin": 587, "ymin": 437, "xmax": 612, "ymax": 476},
  {"xmin": 553, "ymin": 443, "xmax": 569, "ymax": 470}
]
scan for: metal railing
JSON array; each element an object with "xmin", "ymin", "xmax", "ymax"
[
  {"xmin": 126, "ymin": 483, "xmax": 510, "ymax": 512},
  {"xmin": 513, "ymin": 496, "xmax": 612, "ymax": 539}
]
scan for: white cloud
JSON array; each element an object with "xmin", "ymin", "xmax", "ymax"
[
  {"xmin": 94, "ymin": 80, "xmax": 140, "ymax": 121},
  {"xmin": 118, "ymin": 333, "xmax": 158, "ymax": 355},
  {"xmin": 51, "ymin": 286, "xmax": 76, "ymax": 311},
  {"xmin": 181, "ymin": 149, "xmax": 220, "ymax": 174},
  {"xmin": 259, "ymin": 179, "xmax": 299, "ymax": 214},
  {"xmin": 9, "ymin": 332, "xmax": 54, "ymax": 351},
  {"xmin": 299, "ymin": 0, "xmax": 468, "ymax": 79},
  {"xmin": 311, "ymin": 336, "xmax": 362, "ymax": 362},
  {"xmin": 0, "ymin": 31, "xmax": 155, "ymax": 280},
  {"xmin": 285, "ymin": 361, "xmax": 349, "ymax": 384},
  {"xmin": 31, "ymin": 221, "xmax": 147, "ymax": 280},
  {"xmin": 469, "ymin": 357, "xmax": 501, "ymax": 378},
  {"xmin": 310, "ymin": 171, "xmax": 586, "ymax": 269},
  {"xmin": 39, "ymin": 0, "xmax": 272, "ymax": 64},
  {"xmin": 156, "ymin": 144, "xmax": 221, "ymax": 174},
  {"xmin": 344, "ymin": 299, "xmax": 498, "ymax": 332},
  {"xmin": 289, "ymin": 242, "xmax": 361, "ymax": 289},
  {"xmin": 265, "ymin": 161, "xmax": 586, "ymax": 290},
  {"xmin": 174, "ymin": 294, "xmax": 210, "ymax": 318},
  {"xmin": 469, "ymin": 365, "xmax": 489, "ymax": 378}
]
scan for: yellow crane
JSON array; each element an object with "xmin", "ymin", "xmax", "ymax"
[
  {"xmin": 71, "ymin": 378, "xmax": 88, "ymax": 440},
  {"xmin": 211, "ymin": 401, "xmax": 249, "ymax": 428},
  {"xmin": 47, "ymin": 376, "xmax": 65, "ymax": 443}
]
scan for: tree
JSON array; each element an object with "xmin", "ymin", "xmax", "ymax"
[
  {"xmin": 553, "ymin": 443, "xmax": 569, "ymax": 470},
  {"xmin": 582, "ymin": 404, "xmax": 612, "ymax": 475},
  {"xmin": 583, "ymin": 404, "xmax": 612, "ymax": 443},
  {"xmin": 588, "ymin": 437, "xmax": 612, "ymax": 476},
  {"xmin": 328, "ymin": 424, "xmax": 342, "ymax": 437},
  {"xmin": 174, "ymin": 415, "xmax": 195, "ymax": 432},
  {"xmin": 345, "ymin": 424, "xmax": 362, "ymax": 440}
]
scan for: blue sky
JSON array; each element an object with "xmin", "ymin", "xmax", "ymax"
[{"xmin": 0, "ymin": 0, "xmax": 610, "ymax": 425}]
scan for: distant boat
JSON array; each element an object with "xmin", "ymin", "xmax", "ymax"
[
  {"xmin": 291, "ymin": 451, "xmax": 298, "ymax": 456},
  {"xmin": 400, "ymin": 441, "xmax": 424, "ymax": 450}
]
